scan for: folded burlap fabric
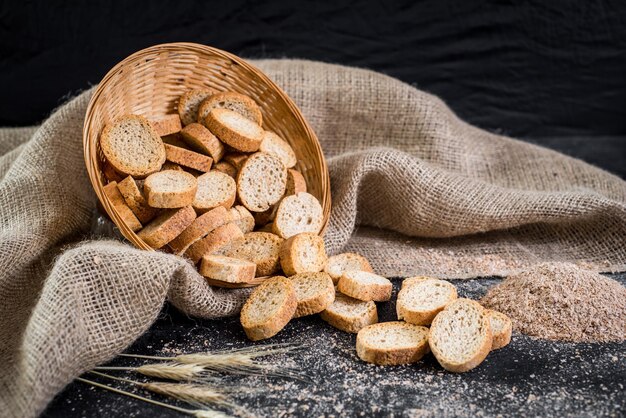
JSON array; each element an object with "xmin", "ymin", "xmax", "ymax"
[{"xmin": 1, "ymin": 59, "xmax": 624, "ymax": 417}]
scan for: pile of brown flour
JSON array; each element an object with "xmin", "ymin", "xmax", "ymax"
[{"xmin": 481, "ymin": 262, "xmax": 626, "ymax": 343}]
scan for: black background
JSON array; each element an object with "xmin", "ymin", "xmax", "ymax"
[{"xmin": 1, "ymin": 0, "xmax": 626, "ymax": 141}]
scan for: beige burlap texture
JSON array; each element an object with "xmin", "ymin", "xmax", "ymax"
[{"xmin": 1, "ymin": 59, "xmax": 625, "ymax": 417}]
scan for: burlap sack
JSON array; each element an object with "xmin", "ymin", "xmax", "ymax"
[{"xmin": 1, "ymin": 59, "xmax": 624, "ymax": 417}]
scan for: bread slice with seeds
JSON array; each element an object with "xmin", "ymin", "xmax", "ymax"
[
  {"xmin": 240, "ymin": 276, "xmax": 297, "ymax": 341},
  {"xmin": 151, "ymin": 114, "xmax": 182, "ymax": 137},
  {"xmin": 144, "ymin": 170, "xmax": 198, "ymax": 208},
  {"xmin": 272, "ymin": 192, "xmax": 323, "ymax": 238},
  {"xmin": 429, "ymin": 298, "xmax": 493, "ymax": 373},
  {"xmin": 486, "ymin": 309, "xmax": 512, "ymax": 350},
  {"xmin": 320, "ymin": 293, "xmax": 378, "ymax": 333},
  {"xmin": 137, "ymin": 206, "xmax": 196, "ymax": 249},
  {"xmin": 193, "ymin": 171, "xmax": 236, "ymax": 212},
  {"xmin": 288, "ymin": 272, "xmax": 335, "ymax": 318},
  {"xmin": 185, "ymin": 222, "xmax": 244, "ymax": 263},
  {"xmin": 168, "ymin": 206, "xmax": 232, "ymax": 255},
  {"xmin": 180, "ymin": 123, "xmax": 225, "ymax": 162},
  {"xmin": 259, "ymin": 131, "xmax": 297, "ymax": 168},
  {"xmin": 396, "ymin": 278, "xmax": 458, "ymax": 326},
  {"xmin": 324, "ymin": 253, "xmax": 373, "ymax": 284},
  {"xmin": 229, "ymin": 205, "xmax": 255, "ymax": 233},
  {"xmin": 198, "ymin": 92, "xmax": 263, "ymax": 126},
  {"xmin": 279, "ymin": 233, "xmax": 327, "ymax": 276},
  {"xmin": 237, "ymin": 152, "xmax": 287, "ymax": 212},
  {"xmin": 337, "ymin": 271, "xmax": 392, "ymax": 302},
  {"xmin": 224, "ymin": 232, "xmax": 283, "ymax": 276},
  {"xmin": 285, "ymin": 169, "xmax": 307, "ymax": 196},
  {"xmin": 164, "ymin": 143, "xmax": 213, "ymax": 172},
  {"xmin": 205, "ymin": 109, "xmax": 264, "ymax": 152},
  {"xmin": 100, "ymin": 115, "xmax": 165, "ymax": 178},
  {"xmin": 356, "ymin": 322, "xmax": 430, "ymax": 366},
  {"xmin": 199, "ymin": 255, "xmax": 256, "ymax": 283},
  {"xmin": 103, "ymin": 182, "xmax": 142, "ymax": 232},
  {"xmin": 117, "ymin": 176, "xmax": 158, "ymax": 223},
  {"xmin": 178, "ymin": 89, "xmax": 213, "ymax": 126}
]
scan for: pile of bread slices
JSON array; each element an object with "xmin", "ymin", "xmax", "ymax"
[
  {"xmin": 240, "ymin": 246, "xmax": 512, "ymax": 373},
  {"xmin": 100, "ymin": 90, "xmax": 324, "ymax": 286}
]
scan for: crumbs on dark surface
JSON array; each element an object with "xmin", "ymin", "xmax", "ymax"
[{"xmin": 43, "ymin": 275, "xmax": 626, "ymax": 418}]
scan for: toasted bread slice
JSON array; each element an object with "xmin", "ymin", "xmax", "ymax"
[
  {"xmin": 103, "ymin": 182, "xmax": 142, "ymax": 231},
  {"xmin": 168, "ymin": 206, "xmax": 232, "ymax": 255},
  {"xmin": 117, "ymin": 176, "xmax": 158, "ymax": 224},
  {"xmin": 259, "ymin": 131, "xmax": 297, "ymax": 168},
  {"xmin": 429, "ymin": 298, "xmax": 493, "ymax": 373},
  {"xmin": 320, "ymin": 293, "xmax": 378, "ymax": 334},
  {"xmin": 161, "ymin": 161, "xmax": 185, "ymax": 172},
  {"xmin": 180, "ymin": 123, "xmax": 225, "ymax": 163},
  {"xmin": 356, "ymin": 322, "xmax": 430, "ymax": 366},
  {"xmin": 240, "ymin": 276, "xmax": 297, "ymax": 341},
  {"xmin": 164, "ymin": 143, "xmax": 213, "ymax": 173},
  {"xmin": 225, "ymin": 232, "xmax": 283, "ymax": 277},
  {"xmin": 198, "ymin": 92, "xmax": 263, "ymax": 125},
  {"xmin": 486, "ymin": 309, "xmax": 512, "ymax": 350},
  {"xmin": 253, "ymin": 204, "xmax": 278, "ymax": 227},
  {"xmin": 193, "ymin": 171, "xmax": 236, "ymax": 213},
  {"xmin": 272, "ymin": 192, "xmax": 323, "ymax": 238},
  {"xmin": 400, "ymin": 276, "xmax": 431, "ymax": 289},
  {"xmin": 396, "ymin": 278, "xmax": 458, "ymax": 326},
  {"xmin": 100, "ymin": 115, "xmax": 165, "ymax": 178},
  {"xmin": 337, "ymin": 271, "xmax": 392, "ymax": 302},
  {"xmin": 213, "ymin": 161, "xmax": 237, "ymax": 179},
  {"xmin": 178, "ymin": 89, "xmax": 213, "ymax": 126},
  {"xmin": 144, "ymin": 170, "xmax": 198, "ymax": 208},
  {"xmin": 223, "ymin": 153, "xmax": 249, "ymax": 171},
  {"xmin": 288, "ymin": 272, "xmax": 335, "ymax": 318},
  {"xmin": 102, "ymin": 161, "xmax": 125, "ymax": 183},
  {"xmin": 185, "ymin": 222, "xmax": 244, "ymax": 263},
  {"xmin": 205, "ymin": 109, "xmax": 264, "ymax": 152},
  {"xmin": 237, "ymin": 152, "xmax": 287, "ymax": 212},
  {"xmin": 162, "ymin": 133, "xmax": 192, "ymax": 149},
  {"xmin": 279, "ymin": 233, "xmax": 327, "ymax": 276},
  {"xmin": 199, "ymin": 255, "xmax": 256, "ymax": 283},
  {"xmin": 229, "ymin": 205, "xmax": 255, "ymax": 234},
  {"xmin": 324, "ymin": 253, "xmax": 373, "ymax": 284},
  {"xmin": 151, "ymin": 114, "xmax": 182, "ymax": 137},
  {"xmin": 285, "ymin": 169, "xmax": 307, "ymax": 196},
  {"xmin": 137, "ymin": 206, "xmax": 196, "ymax": 249}
]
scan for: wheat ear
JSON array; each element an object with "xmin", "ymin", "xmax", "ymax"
[
  {"xmin": 76, "ymin": 377, "xmax": 231, "ymax": 418},
  {"xmin": 94, "ymin": 362, "xmax": 215, "ymax": 383}
]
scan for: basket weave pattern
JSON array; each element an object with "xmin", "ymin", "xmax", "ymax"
[{"xmin": 83, "ymin": 43, "xmax": 330, "ymax": 250}]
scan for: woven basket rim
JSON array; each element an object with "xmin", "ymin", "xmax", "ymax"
[{"xmin": 83, "ymin": 42, "xmax": 331, "ymax": 252}]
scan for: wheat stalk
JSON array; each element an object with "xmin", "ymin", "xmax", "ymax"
[
  {"xmin": 77, "ymin": 377, "xmax": 231, "ymax": 418},
  {"xmin": 95, "ymin": 362, "xmax": 216, "ymax": 383},
  {"xmin": 118, "ymin": 343, "xmax": 308, "ymax": 380}
]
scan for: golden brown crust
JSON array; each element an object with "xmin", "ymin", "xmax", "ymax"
[
  {"xmin": 337, "ymin": 271, "xmax": 392, "ymax": 302},
  {"xmin": 429, "ymin": 299, "xmax": 493, "ymax": 373},
  {"xmin": 213, "ymin": 161, "xmax": 237, "ymax": 179},
  {"xmin": 279, "ymin": 233, "xmax": 327, "ymax": 276},
  {"xmin": 184, "ymin": 222, "xmax": 244, "ymax": 264},
  {"xmin": 103, "ymin": 182, "xmax": 142, "ymax": 232},
  {"xmin": 151, "ymin": 114, "xmax": 182, "ymax": 137},
  {"xmin": 223, "ymin": 153, "xmax": 249, "ymax": 170},
  {"xmin": 204, "ymin": 109, "xmax": 263, "ymax": 152},
  {"xmin": 137, "ymin": 206, "xmax": 196, "ymax": 249},
  {"xmin": 356, "ymin": 322, "xmax": 430, "ymax": 366},
  {"xmin": 240, "ymin": 276, "xmax": 297, "ymax": 341},
  {"xmin": 180, "ymin": 123, "xmax": 225, "ymax": 162},
  {"xmin": 164, "ymin": 143, "xmax": 213, "ymax": 172},
  {"xmin": 168, "ymin": 206, "xmax": 232, "ymax": 255},
  {"xmin": 199, "ymin": 92, "xmax": 263, "ymax": 125},
  {"xmin": 289, "ymin": 272, "xmax": 335, "ymax": 318},
  {"xmin": 100, "ymin": 114, "xmax": 165, "ymax": 178},
  {"xmin": 144, "ymin": 170, "xmax": 197, "ymax": 208},
  {"xmin": 199, "ymin": 255, "xmax": 256, "ymax": 283},
  {"xmin": 117, "ymin": 176, "xmax": 158, "ymax": 224},
  {"xmin": 486, "ymin": 309, "xmax": 513, "ymax": 350},
  {"xmin": 320, "ymin": 294, "xmax": 378, "ymax": 334},
  {"xmin": 396, "ymin": 279, "xmax": 458, "ymax": 326},
  {"xmin": 285, "ymin": 169, "xmax": 307, "ymax": 196}
]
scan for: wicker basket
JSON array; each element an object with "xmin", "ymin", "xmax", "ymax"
[{"xmin": 83, "ymin": 43, "xmax": 330, "ymax": 251}]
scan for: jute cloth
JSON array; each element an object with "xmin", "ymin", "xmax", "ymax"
[{"xmin": 1, "ymin": 59, "xmax": 625, "ymax": 417}]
